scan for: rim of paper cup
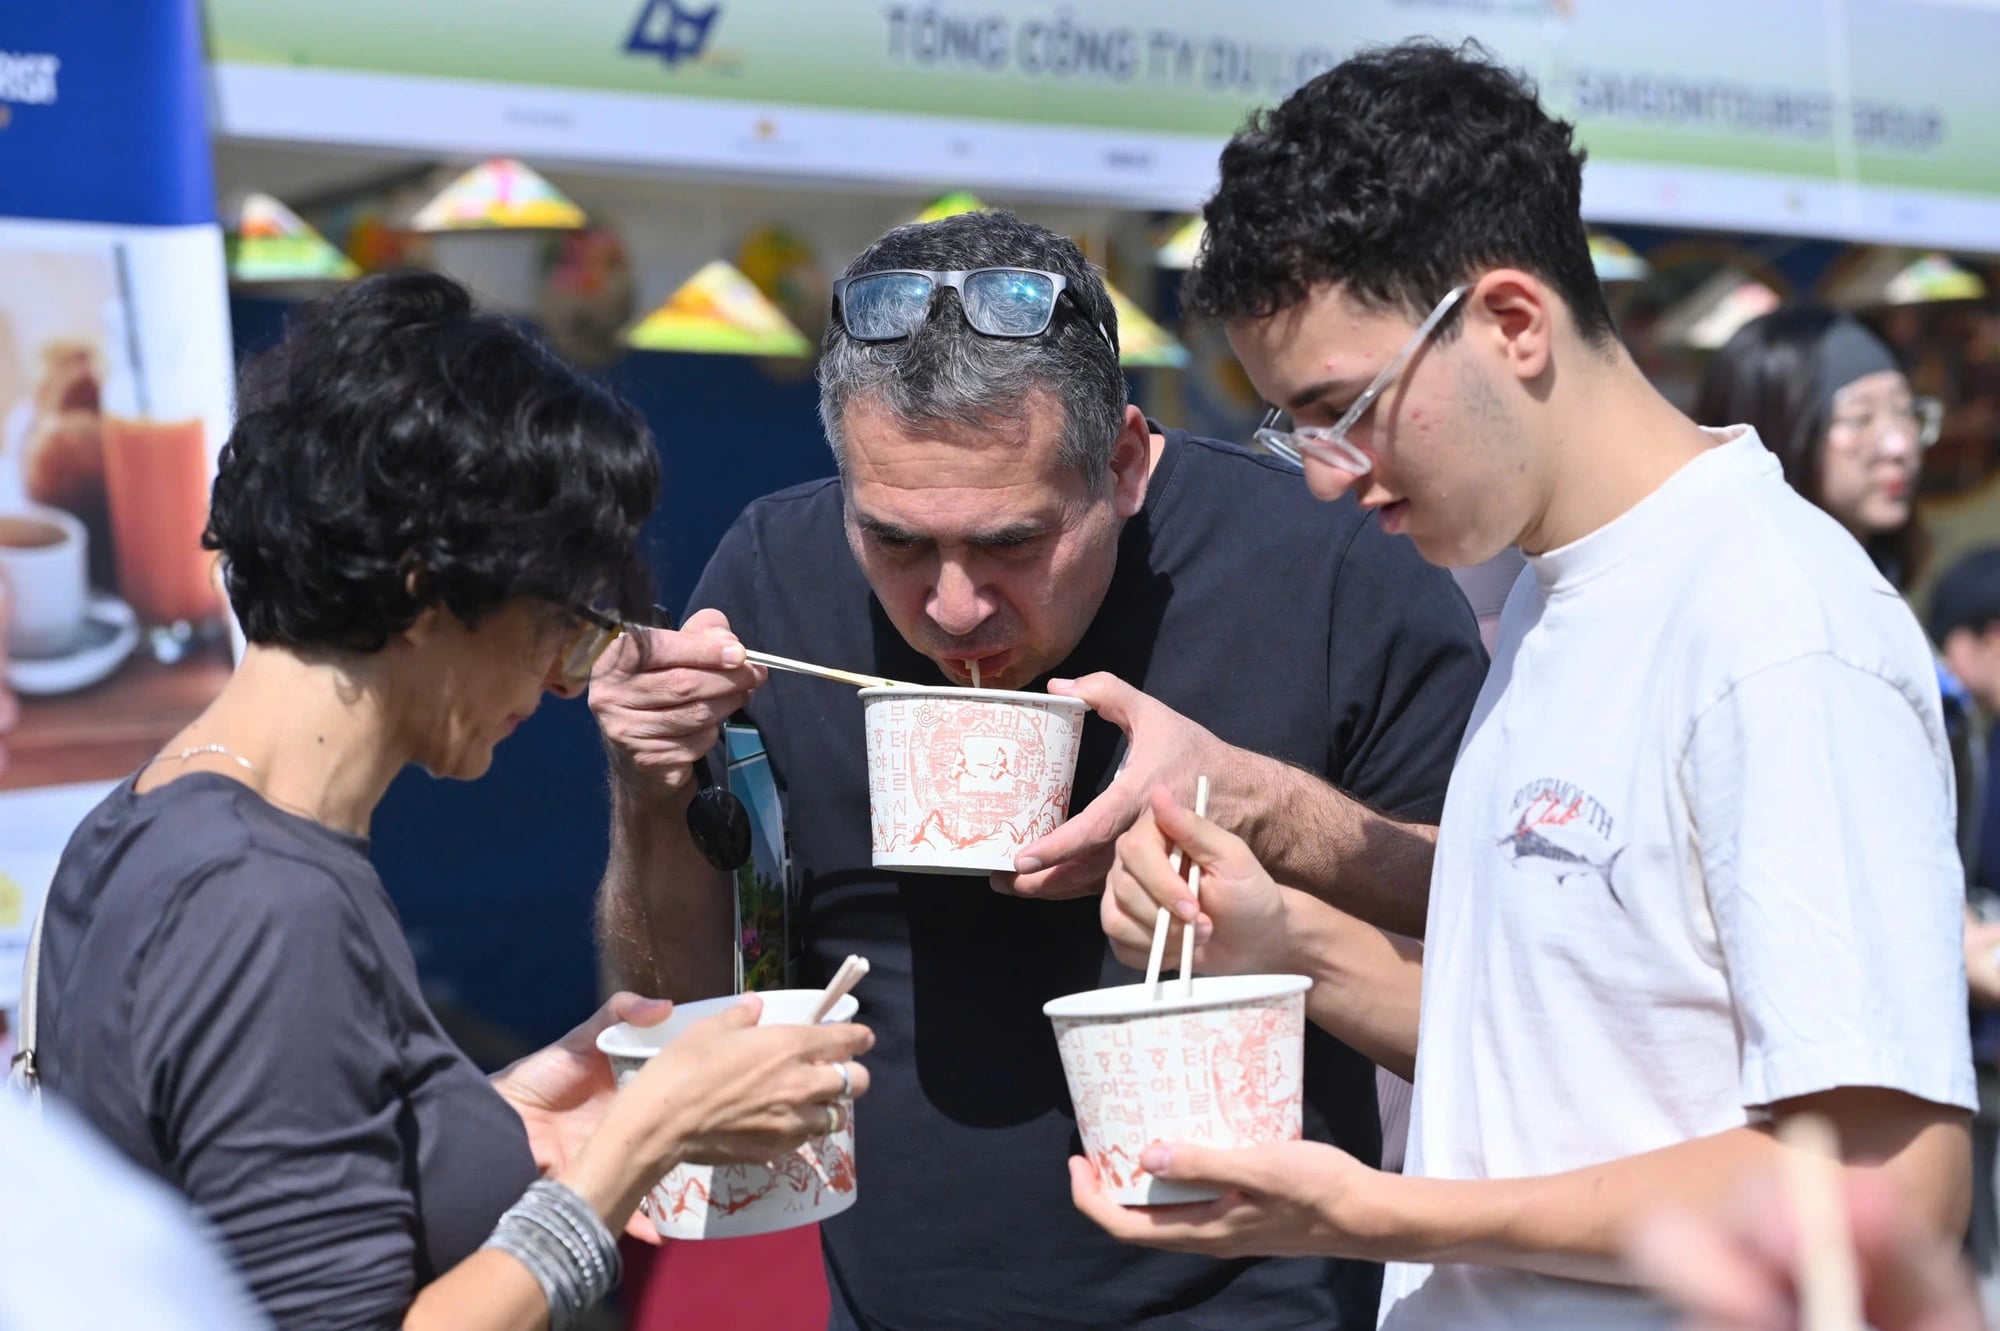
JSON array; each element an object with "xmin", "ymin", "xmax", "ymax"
[
  {"xmin": 858, "ymin": 685, "xmax": 1089, "ymax": 711},
  {"xmin": 596, "ymin": 990, "xmax": 860, "ymax": 1059},
  {"xmin": 1042, "ymin": 973, "xmax": 1311, "ymax": 1020}
]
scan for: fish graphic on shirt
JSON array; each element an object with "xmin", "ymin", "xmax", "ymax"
[{"xmin": 1496, "ymin": 791, "xmax": 1625, "ymax": 906}]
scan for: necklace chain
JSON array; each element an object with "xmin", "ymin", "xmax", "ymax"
[
  {"xmin": 160, "ymin": 743, "xmax": 258, "ymax": 773},
  {"xmin": 154, "ymin": 742, "xmax": 335, "ymax": 830}
]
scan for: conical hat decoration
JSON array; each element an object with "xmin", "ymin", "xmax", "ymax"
[
  {"xmin": 626, "ymin": 260, "xmax": 814, "ymax": 357},
  {"xmin": 1107, "ymin": 283, "xmax": 1187, "ymax": 368},
  {"xmin": 911, "ymin": 192, "xmax": 990, "ymax": 224},
  {"xmin": 1588, "ymin": 231, "xmax": 1650, "ymax": 284},
  {"xmin": 1823, "ymin": 247, "xmax": 1988, "ymax": 309},
  {"xmin": 1156, "ymin": 215, "xmax": 1205, "ymax": 270},
  {"xmin": 1656, "ymin": 267, "xmax": 1782, "ymax": 349},
  {"xmin": 227, "ymin": 193, "xmax": 361, "ymax": 283},
  {"xmin": 1883, "ymin": 253, "xmax": 1986, "ymax": 306},
  {"xmin": 411, "ymin": 158, "xmax": 586, "ymax": 233}
]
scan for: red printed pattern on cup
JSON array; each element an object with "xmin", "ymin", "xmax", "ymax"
[
  {"xmin": 869, "ymin": 698, "xmax": 1077, "ymax": 858},
  {"xmin": 654, "ymin": 1134, "xmax": 857, "ymax": 1223},
  {"xmin": 1057, "ymin": 997, "xmax": 1305, "ymax": 1191}
]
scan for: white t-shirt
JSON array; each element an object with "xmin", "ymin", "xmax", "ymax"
[{"xmin": 1379, "ymin": 427, "xmax": 1978, "ymax": 1330}]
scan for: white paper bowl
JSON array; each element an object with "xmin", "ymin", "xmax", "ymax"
[
  {"xmin": 1044, "ymin": 974, "xmax": 1311, "ymax": 1205},
  {"xmin": 860, "ymin": 685, "xmax": 1087, "ymax": 875},
  {"xmin": 597, "ymin": 989, "xmax": 861, "ymax": 1240}
]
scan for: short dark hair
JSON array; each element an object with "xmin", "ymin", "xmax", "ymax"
[
  {"xmin": 1692, "ymin": 305, "xmax": 1924, "ymax": 586},
  {"xmin": 1185, "ymin": 39, "xmax": 1614, "ymax": 345},
  {"xmin": 817, "ymin": 210, "xmax": 1127, "ymax": 487},
  {"xmin": 1929, "ymin": 547, "xmax": 2000, "ymax": 646},
  {"xmin": 207, "ymin": 271, "xmax": 659, "ymax": 653}
]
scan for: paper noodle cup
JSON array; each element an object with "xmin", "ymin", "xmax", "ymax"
[
  {"xmin": 861, "ymin": 685, "xmax": 1087, "ymax": 875},
  {"xmin": 1044, "ymin": 974, "xmax": 1310, "ymax": 1205},
  {"xmin": 596, "ymin": 989, "xmax": 861, "ymax": 1240}
]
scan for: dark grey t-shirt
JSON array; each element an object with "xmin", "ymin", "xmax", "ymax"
[
  {"xmin": 693, "ymin": 429, "xmax": 1486, "ymax": 1330},
  {"xmin": 36, "ymin": 772, "xmax": 538, "ymax": 1329}
]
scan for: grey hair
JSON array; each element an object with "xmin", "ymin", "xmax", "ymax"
[{"xmin": 817, "ymin": 210, "xmax": 1127, "ymax": 490}]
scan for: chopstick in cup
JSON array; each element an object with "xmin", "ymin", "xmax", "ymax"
[
  {"xmin": 1144, "ymin": 775, "xmax": 1207, "ymax": 1003},
  {"xmin": 809, "ymin": 954, "xmax": 871, "ymax": 1025},
  {"xmin": 1777, "ymin": 1113, "xmax": 1864, "ymax": 1331},
  {"xmin": 743, "ymin": 650, "xmax": 914, "ymax": 691},
  {"xmin": 1177, "ymin": 776, "xmax": 1211, "ymax": 998},
  {"xmin": 1143, "ymin": 894, "xmax": 1175, "ymax": 1003}
]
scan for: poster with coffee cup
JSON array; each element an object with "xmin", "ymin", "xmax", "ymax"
[
  {"xmin": 0, "ymin": 0, "xmax": 239, "ymax": 1012},
  {"xmin": 0, "ymin": 231, "xmax": 235, "ymax": 794}
]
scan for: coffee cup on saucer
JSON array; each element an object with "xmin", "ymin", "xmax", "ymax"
[{"xmin": 0, "ymin": 507, "xmax": 87, "ymax": 657}]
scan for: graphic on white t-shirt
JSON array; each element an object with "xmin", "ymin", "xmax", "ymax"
[{"xmin": 1495, "ymin": 778, "xmax": 1625, "ymax": 906}]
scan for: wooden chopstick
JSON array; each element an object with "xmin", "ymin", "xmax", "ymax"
[
  {"xmin": 809, "ymin": 954, "xmax": 871, "ymax": 1025},
  {"xmin": 1177, "ymin": 776, "xmax": 1212, "ymax": 998},
  {"xmin": 1146, "ymin": 775, "xmax": 1209, "ymax": 1003},
  {"xmin": 1778, "ymin": 1113, "xmax": 1864, "ymax": 1331},
  {"xmin": 744, "ymin": 649, "xmax": 915, "ymax": 691}
]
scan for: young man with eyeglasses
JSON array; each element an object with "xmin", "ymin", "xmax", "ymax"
[
  {"xmin": 588, "ymin": 207, "xmax": 1489, "ymax": 1329},
  {"xmin": 1074, "ymin": 40, "xmax": 1977, "ymax": 1329}
]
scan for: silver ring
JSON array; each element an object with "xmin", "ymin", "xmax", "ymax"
[
  {"xmin": 824, "ymin": 1101, "xmax": 845, "ymax": 1135},
  {"xmin": 835, "ymin": 1061, "xmax": 852, "ymax": 1099}
]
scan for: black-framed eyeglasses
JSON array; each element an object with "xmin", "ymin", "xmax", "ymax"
[
  {"xmin": 831, "ymin": 266, "xmax": 1116, "ymax": 352},
  {"xmin": 562, "ymin": 604, "xmax": 752, "ymax": 873}
]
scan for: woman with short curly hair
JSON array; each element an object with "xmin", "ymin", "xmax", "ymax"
[{"xmin": 30, "ymin": 272, "xmax": 872, "ymax": 1330}]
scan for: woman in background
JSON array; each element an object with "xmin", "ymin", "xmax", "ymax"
[
  {"xmin": 1694, "ymin": 306, "xmax": 1938, "ymax": 588},
  {"xmin": 1697, "ymin": 305, "xmax": 1992, "ymax": 1309}
]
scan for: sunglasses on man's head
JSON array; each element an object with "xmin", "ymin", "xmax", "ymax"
[
  {"xmin": 558, "ymin": 604, "xmax": 753, "ymax": 874},
  {"xmin": 831, "ymin": 266, "xmax": 1116, "ymax": 352}
]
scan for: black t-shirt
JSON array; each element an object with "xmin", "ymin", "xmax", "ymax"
[
  {"xmin": 36, "ymin": 772, "xmax": 538, "ymax": 1330},
  {"xmin": 691, "ymin": 429, "xmax": 1485, "ymax": 1331}
]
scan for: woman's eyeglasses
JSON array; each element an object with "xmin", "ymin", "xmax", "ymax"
[
  {"xmin": 831, "ymin": 266, "xmax": 1116, "ymax": 351},
  {"xmin": 557, "ymin": 605, "xmax": 753, "ymax": 874},
  {"xmin": 1827, "ymin": 396, "xmax": 1944, "ymax": 451},
  {"xmin": 558, "ymin": 606, "xmax": 626, "ymax": 692}
]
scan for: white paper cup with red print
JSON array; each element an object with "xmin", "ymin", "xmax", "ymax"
[
  {"xmin": 860, "ymin": 685, "xmax": 1087, "ymax": 875},
  {"xmin": 596, "ymin": 989, "xmax": 861, "ymax": 1240},
  {"xmin": 1045, "ymin": 974, "xmax": 1311, "ymax": 1205}
]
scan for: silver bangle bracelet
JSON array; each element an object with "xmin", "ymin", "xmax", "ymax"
[{"xmin": 482, "ymin": 1179, "xmax": 622, "ymax": 1329}]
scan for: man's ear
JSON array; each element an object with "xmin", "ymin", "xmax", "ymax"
[
  {"xmin": 1107, "ymin": 405, "xmax": 1152, "ymax": 520},
  {"xmin": 1467, "ymin": 268, "xmax": 1555, "ymax": 384}
]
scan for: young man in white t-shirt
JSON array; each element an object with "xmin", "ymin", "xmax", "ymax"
[{"xmin": 1073, "ymin": 40, "xmax": 1976, "ymax": 1328}]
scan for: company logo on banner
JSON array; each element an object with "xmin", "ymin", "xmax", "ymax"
[
  {"xmin": 0, "ymin": 0, "xmax": 236, "ymax": 1028},
  {"xmin": 0, "ymin": 49, "xmax": 62, "ymax": 119},
  {"xmin": 625, "ymin": 0, "xmax": 722, "ymax": 67}
]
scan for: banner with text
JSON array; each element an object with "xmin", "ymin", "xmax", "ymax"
[{"xmin": 206, "ymin": 0, "xmax": 2000, "ymax": 247}]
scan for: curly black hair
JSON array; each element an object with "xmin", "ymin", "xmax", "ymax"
[
  {"xmin": 206, "ymin": 271, "xmax": 660, "ymax": 653},
  {"xmin": 1185, "ymin": 39, "xmax": 1614, "ymax": 345}
]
